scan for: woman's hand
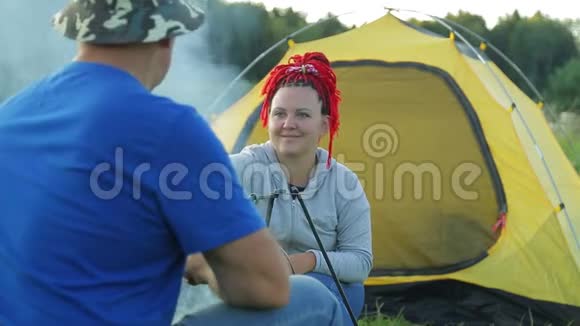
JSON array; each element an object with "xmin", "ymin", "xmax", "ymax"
[{"xmin": 288, "ymin": 252, "xmax": 316, "ymax": 274}]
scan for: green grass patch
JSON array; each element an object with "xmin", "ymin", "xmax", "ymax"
[
  {"xmin": 358, "ymin": 313, "xmax": 418, "ymax": 326},
  {"xmin": 556, "ymin": 133, "xmax": 580, "ymax": 173},
  {"xmin": 550, "ymin": 112, "xmax": 580, "ymax": 173},
  {"xmin": 358, "ymin": 304, "xmax": 419, "ymax": 326}
]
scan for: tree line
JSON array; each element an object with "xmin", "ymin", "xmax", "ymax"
[
  {"xmin": 204, "ymin": 0, "xmax": 353, "ymax": 84},
  {"xmin": 0, "ymin": 2, "xmax": 577, "ymax": 116},
  {"xmin": 204, "ymin": 1, "xmax": 579, "ymax": 115}
]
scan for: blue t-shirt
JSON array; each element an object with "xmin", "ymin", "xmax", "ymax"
[{"xmin": 0, "ymin": 62, "xmax": 265, "ymax": 325}]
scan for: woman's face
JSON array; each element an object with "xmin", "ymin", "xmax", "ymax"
[{"xmin": 268, "ymin": 86, "xmax": 329, "ymax": 159}]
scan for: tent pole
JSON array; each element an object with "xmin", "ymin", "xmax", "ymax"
[
  {"xmin": 390, "ymin": 8, "xmax": 579, "ymax": 249},
  {"xmin": 206, "ymin": 11, "xmax": 354, "ymax": 114},
  {"xmin": 388, "ymin": 8, "xmax": 576, "ymax": 157},
  {"xmin": 438, "ymin": 18, "xmax": 579, "ymax": 158}
]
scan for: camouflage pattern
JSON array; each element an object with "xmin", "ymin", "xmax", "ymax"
[{"xmin": 52, "ymin": 0, "xmax": 205, "ymax": 44}]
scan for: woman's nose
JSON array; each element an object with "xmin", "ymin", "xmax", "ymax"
[{"xmin": 282, "ymin": 115, "xmax": 297, "ymax": 128}]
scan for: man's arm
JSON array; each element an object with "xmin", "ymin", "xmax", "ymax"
[
  {"xmin": 203, "ymin": 228, "xmax": 291, "ymax": 309},
  {"xmin": 184, "ymin": 230, "xmax": 291, "ymax": 308},
  {"xmin": 184, "ymin": 254, "xmax": 220, "ymax": 295}
]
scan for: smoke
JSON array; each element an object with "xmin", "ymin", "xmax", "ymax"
[
  {"xmin": 0, "ymin": 2, "xmax": 75, "ymax": 101},
  {"xmin": 0, "ymin": 0, "xmax": 253, "ymax": 118},
  {"xmin": 153, "ymin": 20, "xmax": 253, "ymax": 116}
]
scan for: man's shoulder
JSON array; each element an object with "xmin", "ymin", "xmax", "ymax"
[
  {"xmin": 54, "ymin": 62, "xmax": 200, "ymax": 119},
  {"xmin": 106, "ymin": 88, "xmax": 205, "ymax": 131},
  {"xmin": 135, "ymin": 93, "xmax": 196, "ymax": 116}
]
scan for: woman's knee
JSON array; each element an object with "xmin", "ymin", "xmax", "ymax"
[
  {"xmin": 304, "ymin": 272, "xmax": 334, "ymax": 287},
  {"xmin": 288, "ymin": 275, "xmax": 340, "ymax": 304},
  {"xmin": 302, "ymin": 273, "xmax": 365, "ymax": 318},
  {"xmin": 304, "ymin": 272, "xmax": 364, "ymax": 296}
]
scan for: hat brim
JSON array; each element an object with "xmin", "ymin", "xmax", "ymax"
[{"xmin": 52, "ymin": 0, "xmax": 205, "ymax": 44}]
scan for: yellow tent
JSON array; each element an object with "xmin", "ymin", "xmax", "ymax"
[{"xmin": 210, "ymin": 12, "xmax": 580, "ymax": 324}]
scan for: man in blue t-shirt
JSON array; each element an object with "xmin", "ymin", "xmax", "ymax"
[{"xmin": 0, "ymin": 1, "xmax": 347, "ymax": 325}]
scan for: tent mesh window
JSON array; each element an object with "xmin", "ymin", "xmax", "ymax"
[{"xmin": 331, "ymin": 61, "xmax": 506, "ymax": 275}]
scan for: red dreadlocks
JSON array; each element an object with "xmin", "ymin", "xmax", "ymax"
[{"xmin": 260, "ymin": 52, "xmax": 341, "ymax": 169}]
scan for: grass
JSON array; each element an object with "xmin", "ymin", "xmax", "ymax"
[
  {"xmin": 557, "ymin": 133, "xmax": 580, "ymax": 173},
  {"xmin": 357, "ymin": 302, "xmax": 419, "ymax": 326},
  {"xmin": 358, "ymin": 313, "xmax": 417, "ymax": 326},
  {"xmin": 551, "ymin": 111, "xmax": 580, "ymax": 173},
  {"xmin": 356, "ymin": 310, "xmax": 574, "ymax": 326}
]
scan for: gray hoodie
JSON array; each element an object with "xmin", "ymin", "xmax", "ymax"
[{"xmin": 229, "ymin": 141, "xmax": 373, "ymax": 283}]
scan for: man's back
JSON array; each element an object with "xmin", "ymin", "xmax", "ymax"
[{"xmin": 0, "ymin": 62, "xmax": 265, "ymax": 325}]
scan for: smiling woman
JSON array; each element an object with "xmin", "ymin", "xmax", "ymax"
[
  {"xmin": 228, "ymin": 52, "xmax": 373, "ymax": 324},
  {"xmin": 268, "ymin": 86, "xmax": 328, "ymax": 183}
]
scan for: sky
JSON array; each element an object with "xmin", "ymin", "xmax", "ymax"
[
  {"xmin": 224, "ymin": 0, "xmax": 580, "ymax": 28},
  {"xmin": 2, "ymin": 1, "xmax": 578, "ymax": 116}
]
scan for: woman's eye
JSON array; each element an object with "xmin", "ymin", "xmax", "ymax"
[{"xmin": 297, "ymin": 112, "xmax": 310, "ymax": 118}]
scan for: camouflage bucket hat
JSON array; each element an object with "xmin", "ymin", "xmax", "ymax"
[{"xmin": 52, "ymin": 0, "xmax": 205, "ymax": 44}]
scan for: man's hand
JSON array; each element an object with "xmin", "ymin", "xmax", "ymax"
[
  {"xmin": 184, "ymin": 254, "xmax": 209, "ymax": 285},
  {"xmin": 184, "ymin": 254, "xmax": 220, "ymax": 295},
  {"xmin": 203, "ymin": 228, "xmax": 291, "ymax": 308}
]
